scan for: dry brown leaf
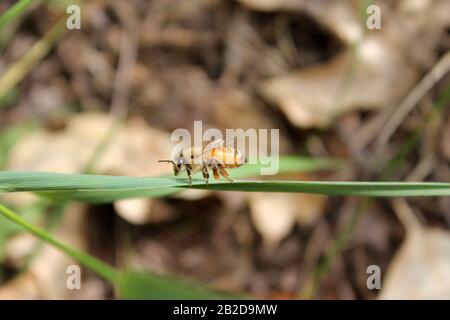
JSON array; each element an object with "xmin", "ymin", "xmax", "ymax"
[
  {"xmin": 4, "ymin": 233, "xmax": 37, "ymax": 268},
  {"xmin": 379, "ymin": 199, "xmax": 450, "ymax": 299},
  {"xmin": 239, "ymin": 0, "xmax": 450, "ymax": 48},
  {"xmin": 260, "ymin": 39, "xmax": 418, "ymax": 128},
  {"xmin": 0, "ymin": 272, "xmax": 40, "ymax": 300},
  {"xmin": 114, "ymin": 198, "xmax": 154, "ymax": 225},
  {"xmin": 244, "ymin": 0, "xmax": 449, "ymax": 128},
  {"xmin": 114, "ymin": 197, "xmax": 179, "ymax": 224},
  {"xmin": 248, "ymin": 192, "xmax": 326, "ymax": 247},
  {"xmin": 379, "ymin": 227, "xmax": 450, "ymax": 299},
  {"xmin": 6, "ymin": 113, "xmax": 172, "ymax": 176},
  {"xmin": 238, "ymin": 0, "xmax": 363, "ymax": 44},
  {"xmin": 238, "ymin": 0, "xmax": 304, "ymax": 12}
]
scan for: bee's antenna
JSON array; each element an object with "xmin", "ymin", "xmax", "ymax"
[{"xmin": 158, "ymin": 160, "xmax": 175, "ymax": 165}]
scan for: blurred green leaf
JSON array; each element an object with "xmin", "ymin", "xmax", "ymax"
[
  {"xmin": 118, "ymin": 271, "xmax": 241, "ymax": 300},
  {"xmin": 0, "ymin": 0, "xmax": 32, "ymax": 29},
  {"xmin": 0, "ymin": 156, "xmax": 348, "ymax": 203},
  {"xmin": 0, "ymin": 200, "xmax": 46, "ymax": 260},
  {"xmin": 0, "ymin": 88, "xmax": 20, "ymax": 108},
  {"xmin": 0, "ymin": 203, "xmax": 242, "ymax": 299},
  {"xmin": 0, "ymin": 203, "xmax": 118, "ymax": 283},
  {"xmin": 0, "ymin": 162, "xmax": 449, "ymax": 203}
]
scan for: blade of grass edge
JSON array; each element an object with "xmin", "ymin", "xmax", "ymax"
[
  {"xmin": 0, "ymin": 203, "xmax": 118, "ymax": 283},
  {"xmin": 118, "ymin": 271, "xmax": 242, "ymax": 300},
  {"xmin": 0, "ymin": 18, "xmax": 67, "ymax": 100},
  {"xmin": 0, "ymin": 203, "xmax": 244, "ymax": 299},
  {"xmin": 0, "ymin": 0, "xmax": 33, "ymax": 29},
  {"xmin": 1, "ymin": 171, "xmax": 450, "ymax": 203}
]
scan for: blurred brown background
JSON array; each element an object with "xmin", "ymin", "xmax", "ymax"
[{"xmin": 0, "ymin": 0, "xmax": 449, "ymax": 299}]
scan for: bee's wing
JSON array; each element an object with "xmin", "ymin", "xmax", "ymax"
[
  {"xmin": 202, "ymin": 138, "xmax": 225, "ymax": 153},
  {"xmin": 190, "ymin": 139, "xmax": 223, "ymax": 162},
  {"xmin": 192, "ymin": 136, "xmax": 237, "ymax": 161}
]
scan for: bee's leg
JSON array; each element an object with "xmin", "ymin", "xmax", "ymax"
[
  {"xmin": 217, "ymin": 163, "xmax": 233, "ymax": 183},
  {"xmin": 201, "ymin": 162, "xmax": 209, "ymax": 185},
  {"xmin": 185, "ymin": 165, "xmax": 193, "ymax": 187},
  {"xmin": 208, "ymin": 159, "xmax": 233, "ymax": 182},
  {"xmin": 212, "ymin": 166, "xmax": 220, "ymax": 180}
]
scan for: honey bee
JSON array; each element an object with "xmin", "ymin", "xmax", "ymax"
[{"xmin": 159, "ymin": 138, "xmax": 245, "ymax": 186}]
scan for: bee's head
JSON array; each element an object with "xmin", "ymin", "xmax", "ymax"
[{"xmin": 158, "ymin": 158, "xmax": 184, "ymax": 175}]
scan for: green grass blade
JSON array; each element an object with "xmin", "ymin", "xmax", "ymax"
[
  {"xmin": 0, "ymin": 156, "xmax": 344, "ymax": 202},
  {"xmin": 190, "ymin": 181, "xmax": 450, "ymax": 197},
  {"xmin": 0, "ymin": 203, "xmax": 243, "ymax": 299},
  {"xmin": 0, "ymin": 169, "xmax": 449, "ymax": 203},
  {"xmin": 119, "ymin": 271, "xmax": 241, "ymax": 300},
  {"xmin": 0, "ymin": 203, "xmax": 119, "ymax": 283},
  {"xmin": 231, "ymin": 156, "xmax": 343, "ymax": 178},
  {"xmin": 0, "ymin": 0, "xmax": 32, "ymax": 29},
  {"xmin": 0, "ymin": 18, "xmax": 67, "ymax": 100},
  {"xmin": 0, "ymin": 200, "xmax": 46, "ymax": 260}
]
